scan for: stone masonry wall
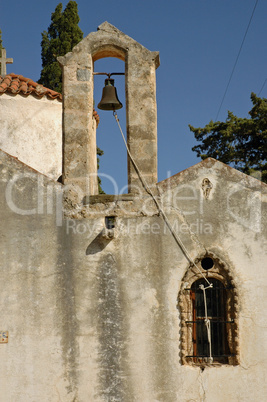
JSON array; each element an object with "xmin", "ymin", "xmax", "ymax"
[
  {"xmin": 0, "ymin": 153, "xmax": 266, "ymax": 401},
  {"xmin": 58, "ymin": 22, "xmax": 159, "ymax": 200}
]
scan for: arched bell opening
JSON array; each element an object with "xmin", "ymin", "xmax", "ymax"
[
  {"xmin": 94, "ymin": 57, "xmax": 127, "ymax": 195},
  {"xmin": 60, "ymin": 22, "xmax": 159, "ymax": 202}
]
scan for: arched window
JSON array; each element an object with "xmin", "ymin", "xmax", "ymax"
[
  {"xmin": 178, "ymin": 255, "xmax": 239, "ymax": 366},
  {"xmin": 190, "ymin": 278, "xmax": 230, "ymax": 363}
]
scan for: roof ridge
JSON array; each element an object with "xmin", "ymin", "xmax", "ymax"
[
  {"xmin": 0, "ymin": 73, "xmax": 62, "ymax": 100},
  {"xmin": 0, "ymin": 73, "xmax": 100, "ymax": 127}
]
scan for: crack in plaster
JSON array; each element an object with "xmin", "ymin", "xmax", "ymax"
[
  {"xmin": 14, "ymin": 271, "xmax": 58, "ymax": 280},
  {"xmin": 167, "ymin": 205, "xmax": 207, "ymax": 253},
  {"xmin": 240, "ymin": 360, "xmax": 266, "ymax": 370},
  {"xmin": 198, "ymin": 369, "xmax": 206, "ymax": 402},
  {"xmin": 241, "ymin": 314, "xmax": 267, "ymax": 329}
]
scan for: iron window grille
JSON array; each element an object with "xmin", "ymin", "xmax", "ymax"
[
  {"xmin": 186, "ymin": 278, "xmax": 235, "ymax": 363},
  {"xmin": 178, "ymin": 254, "xmax": 239, "ymax": 366}
]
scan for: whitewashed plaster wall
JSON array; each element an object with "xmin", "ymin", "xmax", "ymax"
[
  {"xmin": 0, "ymin": 93, "xmax": 62, "ymax": 179},
  {"xmin": 0, "ymin": 153, "xmax": 266, "ymax": 401}
]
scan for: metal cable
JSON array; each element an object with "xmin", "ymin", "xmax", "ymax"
[
  {"xmin": 113, "ymin": 111, "xmax": 212, "ymax": 286},
  {"xmin": 215, "ymin": 0, "xmax": 259, "ymax": 120}
]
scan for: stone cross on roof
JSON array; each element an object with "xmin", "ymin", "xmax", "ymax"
[{"xmin": 0, "ymin": 48, "xmax": 13, "ymax": 76}]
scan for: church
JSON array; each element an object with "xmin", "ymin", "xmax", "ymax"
[{"xmin": 0, "ymin": 22, "xmax": 266, "ymax": 401}]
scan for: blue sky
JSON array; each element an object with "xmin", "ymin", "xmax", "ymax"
[{"xmin": 1, "ymin": 0, "xmax": 266, "ymax": 193}]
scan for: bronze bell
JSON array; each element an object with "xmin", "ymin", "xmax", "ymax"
[{"xmin": 97, "ymin": 78, "xmax": 123, "ymax": 111}]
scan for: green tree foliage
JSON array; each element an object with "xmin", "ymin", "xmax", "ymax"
[
  {"xmin": 39, "ymin": 1, "xmax": 83, "ymax": 93},
  {"xmin": 39, "ymin": 2, "xmax": 104, "ymax": 192},
  {"xmin": 97, "ymin": 147, "xmax": 105, "ymax": 194},
  {"xmin": 189, "ymin": 93, "xmax": 267, "ymax": 183},
  {"xmin": 0, "ymin": 29, "xmax": 2, "ymax": 54}
]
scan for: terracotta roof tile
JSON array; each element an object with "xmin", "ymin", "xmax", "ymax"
[
  {"xmin": 93, "ymin": 109, "xmax": 100, "ymax": 127},
  {"xmin": 0, "ymin": 73, "xmax": 62, "ymax": 100},
  {"xmin": 0, "ymin": 73, "xmax": 100, "ymax": 127}
]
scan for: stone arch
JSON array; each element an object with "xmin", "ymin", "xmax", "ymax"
[
  {"xmin": 58, "ymin": 22, "xmax": 160, "ymax": 199},
  {"xmin": 178, "ymin": 251, "xmax": 239, "ymax": 366},
  {"xmin": 92, "ymin": 45, "xmax": 126, "ymax": 62}
]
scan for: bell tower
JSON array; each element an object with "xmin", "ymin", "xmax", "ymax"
[{"xmin": 58, "ymin": 22, "xmax": 160, "ymax": 199}]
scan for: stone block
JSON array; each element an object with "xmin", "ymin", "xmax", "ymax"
[
  {"xmin": 64, "ymin": 82, "xmax": 92, "ymax": 95},
  {"xmin": 77, "ymin": 69, "xmax": 91, "ymax": 81},
  {"xmin": 63, "ymin": 128, "xmax": 91, "ymax": 145},
  {"xmin": 64, "ymin": 93, "xmax": 90, "ymax": 111}
]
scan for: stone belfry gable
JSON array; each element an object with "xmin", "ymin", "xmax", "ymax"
[
  {"xmin": 0, "ymin": 23, "xmax": 267, "ymax": 402},
  {"xmin": 58, "ymin": 22, "xmax": 160, "ymax": 199}
]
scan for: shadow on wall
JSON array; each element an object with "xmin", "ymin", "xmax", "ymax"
[{"xmin": 86, "ymin": 232, "xmax": 112, "ymax": 255}]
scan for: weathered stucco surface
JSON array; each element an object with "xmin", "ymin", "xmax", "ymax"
[
  {"xmin": 0, "ymin": 22, "xmax": 267, "ymax": 402},
  {"xmin": 0, "ymin": 151, "xmax": 266, "ymax": 401},
  {"xmin": 0, "ymin": 93, "xmax": 62, "ymax": 179}
]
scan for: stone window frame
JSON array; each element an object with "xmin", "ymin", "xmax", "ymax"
[{"xmin": 178, "ymin": 252, "xmax": 239, "ymax": 367}]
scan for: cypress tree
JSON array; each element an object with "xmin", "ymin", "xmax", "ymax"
[
  {"xmin": 0, "ymin": 29, "xmax": 2, "ymax": 55},
  {"xmin": 38, "ymin": 1, "xmax": 83, "ymax": 93},
  {"xmin": 39, "ymin": 2, "xmax": 104, "ymax": 192}
]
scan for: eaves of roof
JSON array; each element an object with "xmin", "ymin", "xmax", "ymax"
[
  {"xmin": 0, "ymin": 73, "xmax": 62, "ymax": 100},
  {"xmin": 0, "ymin": 73, "xmax": 100, "ymax": 127}
]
